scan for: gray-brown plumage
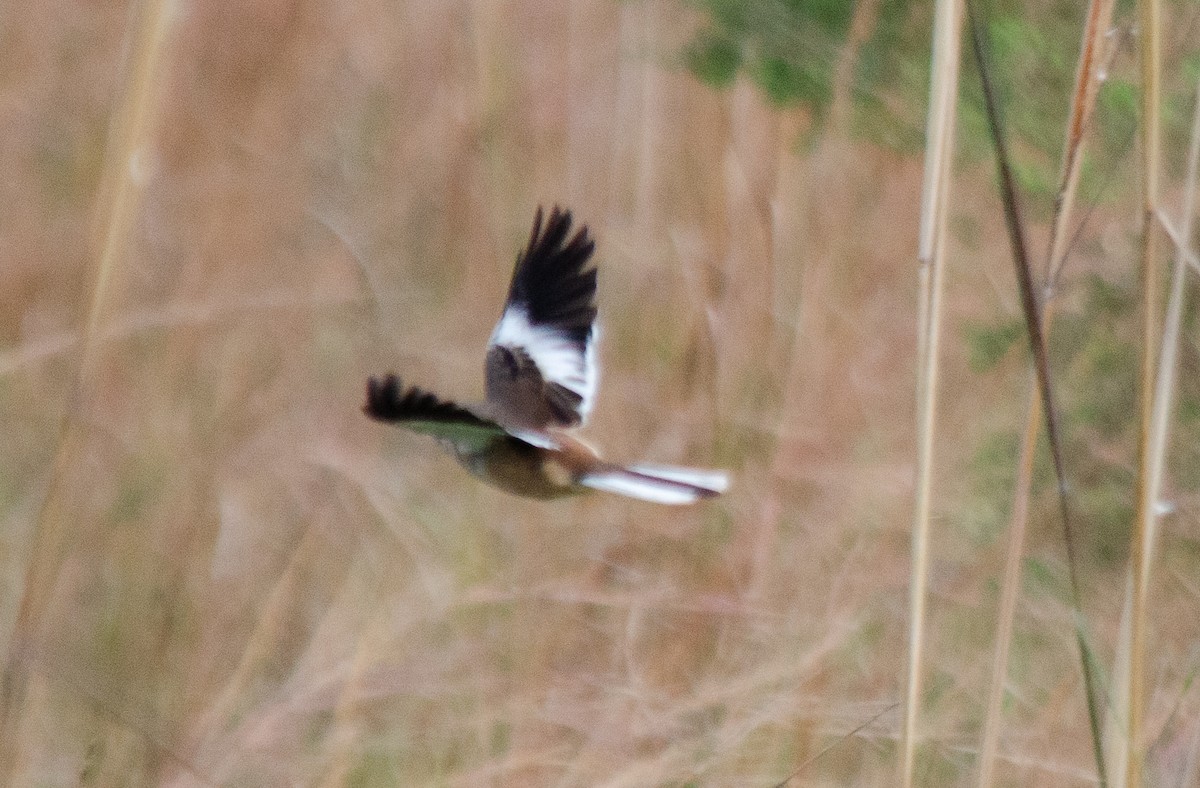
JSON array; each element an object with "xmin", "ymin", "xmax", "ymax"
[
  {"xmin": 485, "ymin": 205, "xmax": 597, "ymax": 431},
  {"xmin": 364, "ymin": 206, "xmax": 728, "ymax": 505}
]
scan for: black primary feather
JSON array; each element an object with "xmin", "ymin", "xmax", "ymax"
[
  {"xmin": 505, "ymin": 205, "xmax": 597, "ymax": 348},
  {"xmin": 363, "ymin": 374, "xmax": 494, "ymax": 428}
]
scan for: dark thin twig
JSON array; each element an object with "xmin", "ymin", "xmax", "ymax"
[
  {"xmin": 965, "ymin": 1, "xmax": 1108, "ymax": 785},
  {"xmin": 770, "ymin": 702, "xmax": 898, "ymax": 787}
]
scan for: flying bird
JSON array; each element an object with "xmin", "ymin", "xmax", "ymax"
[{"xmin": 364, "ymin": 206, "xmax": 728, "ymax": 505}]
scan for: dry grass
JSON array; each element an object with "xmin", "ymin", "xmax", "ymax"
[{"xmin": 0, "ymin": 0, "xmax": 1198, "ymax": 785}]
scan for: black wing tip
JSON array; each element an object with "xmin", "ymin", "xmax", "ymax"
[
  {"xmin": 518, "ymin": 204, "xmax": 596, "ymax": 274},
  {"xmin": 507, "ymin": 205, "xmax": 598, "ymax": 332},
  {"xmin": 363, "ymin": 374, "xmax": 488, "ymax": 426},
  {"xmin": 530, "ymin": 203, "xmax": 576, "ymax": 237},
  {"xmin": 363, "ymin": 373, "xmax": 406, "ymax": 421}
]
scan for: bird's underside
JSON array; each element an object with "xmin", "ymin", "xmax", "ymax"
[{"xmin": 364, "ymin": 374, "xmax": 579, "ymax": 500}]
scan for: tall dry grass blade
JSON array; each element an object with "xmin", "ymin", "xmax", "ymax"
[
  {"xmin": 828, "ymin": 0, "xmax": 884, "ymax": 134},
  {"xmin": 966, "ymin": 1, "xmax": 1108, "ymax": 783},
  {"xmin": 1125, "ymin": 0, "xmax": 1164, "ymax": 782},
  {"xmin": 1157, "ymin": 212, "xmax": 1200, "ymax": 274},
  {"xmin": 1109, "ymin": 82, "xmax": 1200, "ymax": 788},
  {"xmin": 1045, "ymin": 0, "xmax": 1117, "ymax": 286},
  {"xmin": 902, "ymin": 0, "xmax": 964, "ymax": 784},
  {"xmin": 976, "ymin": 2, "xmax": 1115, "ymax": 785},
  {"xmin": 0, "ymin": 0, "xmax": 174, "ymax": 779},
  {"xmin": 976, "ymin": 381, "xmax": 1043, "ymax": 788}
]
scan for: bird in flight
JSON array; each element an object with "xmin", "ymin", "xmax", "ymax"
[{"xmin": 364, "ymin": 206, "xmax": 728, "ymax": 505}]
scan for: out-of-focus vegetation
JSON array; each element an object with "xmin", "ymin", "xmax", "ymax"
[
  {"xmin": 0, "ymin": 0, "xmax": 1198, "ymax": 785},
  {"xmin": 686, "ymin": 0, "xmax": 1200, "ymax": 199},
  {"xmin": 684, "ymin": 0, "xmax": 931, "ymax": 149},
  {"xmin": 964, "ymin": 274, "xmax": 1200, "ymax": 568},
  {"xmin": 686, "ymin": 0, "xmax": 1200, "ymax": 565}
]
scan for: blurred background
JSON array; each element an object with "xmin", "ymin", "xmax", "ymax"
[{"xmin": 2, "ymin": 0, "xmax": 1199, "ymax": 784}]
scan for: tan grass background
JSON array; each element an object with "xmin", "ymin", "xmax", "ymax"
[{"xmin": 1, "ymin": 1, "xmax": 1198, "ymax": 785}]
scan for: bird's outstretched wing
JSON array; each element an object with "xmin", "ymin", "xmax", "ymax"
[
  {"xmin": 364, "ymin": 374, "xmax": 507, "ymax": 452},
  {"xmin": 485, "ymin": 206, "xmax": 599, "ymax": 431}
]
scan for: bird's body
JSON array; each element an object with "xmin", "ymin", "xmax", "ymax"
[
  {"xmin": 448, "ymin": 431, "xmax": 592, "ymax": 500},
  {"xmin": 365, "ymin": 206, "xmax": 728, "ymax": 505}
]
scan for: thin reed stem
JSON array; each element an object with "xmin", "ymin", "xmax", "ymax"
[
  {"xmin": 0, "ymin": 0, "xmax": 174, "ymax": 780},
  {"xmin": 902, "ymin": 0, "xmax": 964, "ymax": 783},
  {"xmin": 1125, "ymin": 0, "xmax": 1163, "ymax": 782}
]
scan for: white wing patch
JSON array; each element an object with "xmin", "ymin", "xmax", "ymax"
[{"xmin": 489, "ymin": 306, "xmax": 598, "ymax": 421}]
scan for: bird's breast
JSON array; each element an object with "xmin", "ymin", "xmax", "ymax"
[{"xmin": 452, "ymin": 437, "xmax": 582, "ymax": 500}]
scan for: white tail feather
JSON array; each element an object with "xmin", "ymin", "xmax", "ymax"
[
  {"xmin": 625, "ymin": 464, "xmax": 730, "ymax": 494},
  {"xmin": 581, "ymin": 465, "xmax": 728, "ymax": 505}
]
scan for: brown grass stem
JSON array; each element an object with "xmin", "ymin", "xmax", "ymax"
[
  {"xmin": 0, "ymin": 0, "xmax": 174, "ymax": 780},
  {"xmin": 976, "ymin": 375, "xmax": 1043, "ymax": 788},
  {"xmin": 174, "ymin": 526, "xmax": 325, "ymax": 781},
  {"xmin": 1045, "ymin": 0, "xmax": 1117, "ymax": 287}
]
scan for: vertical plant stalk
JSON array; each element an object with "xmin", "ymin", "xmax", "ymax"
[
  {"xmin": 975, "ymin": 1, "xmax": 1114, "ymax": 785},
  {"xmin": 901, "ymin": 0, "xmax": 964, "ymax": 784},
  {"xmin": 0, "ymin": 0, "xmax": 174, "ymax": 779},
  {"xmin": 1125, "ymin": 0, "xmax": 1162, "ymax": 782},
  {"xmin": 1044, "ymin": 0, "xmax": 1116, "ymax": 287},
  {"xmin": 1109, "ymin": 83, "xmax": 1200, "ymax": 788},
  {"xmin": 965, "ymin": 1, "xmax": 1108, "ymax": 783}
]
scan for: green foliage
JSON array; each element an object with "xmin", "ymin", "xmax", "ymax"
[
  {"xmin": 1072, "ymin": 338, "xmax": 1135, "ymax": 437},
  {"xmin": 757, "ymin": 54, "xmax": 823, "ymax": 107},
  {"xmin": 1023, "ymin": 556, "xmax": 1068, "ymax": 601},
  {"xmin": 964, "ymin": 318, "xmax": 1024, "ymax": 372},
  {"xmin": 966, "ymin": 272, "xmax": 1200, "ymax": 570},
  {"xmin": 683, "ymin": 0, "xmax": 928, "ymax": 143},
  {"xmin": 962, "ymin": 430, "xmax": 1019, "ymax": 544},
  {"xmin": 682, "ymin": 0, "xmax": 1193, "ymax": 205},
  {"xmin": 346, "ymin": 750, "xmax": 402, "ymax": 787},
  {"xmin": 1083, "ymin": 273, "xmax": 1134, "ymax": 318},
  {"xmin": 685, "ymin": 30, "xmax": 742, "ymax": 87},
  {"xmin": 1099, "ymin": 77, "xmax": 1138, "ymax": 122}
]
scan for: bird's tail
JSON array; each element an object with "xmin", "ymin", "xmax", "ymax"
[{"xmin": 580, "ymin": 463, "xmax": 729, "ymax": 505}]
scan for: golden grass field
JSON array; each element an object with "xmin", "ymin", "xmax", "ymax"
[{"xmin": 2, "ymin": 0, "xmax": 1199, "ymax": 785}]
